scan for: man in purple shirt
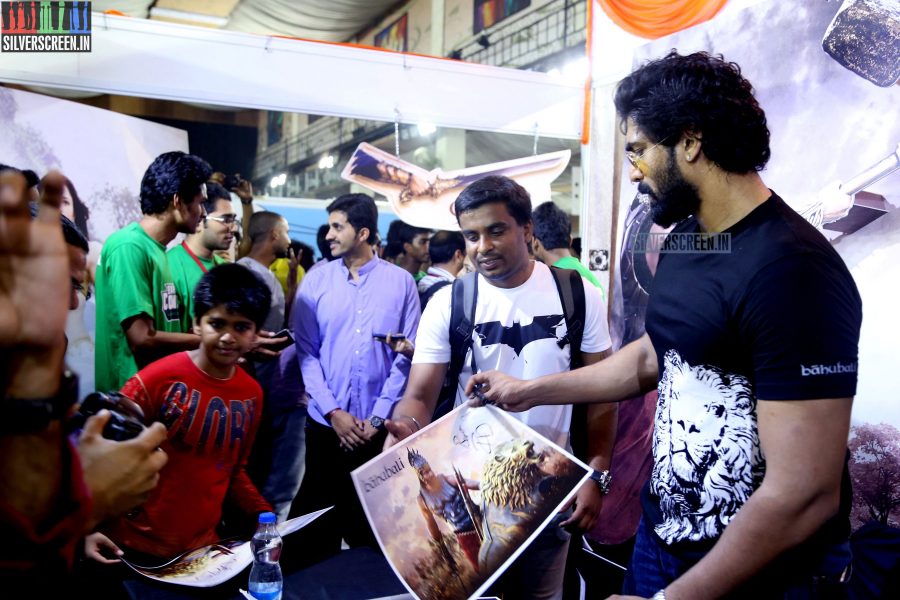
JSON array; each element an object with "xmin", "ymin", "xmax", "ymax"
[{"xmin": 293, "ymin": 193, "xmax": 420, "ymax": 556}]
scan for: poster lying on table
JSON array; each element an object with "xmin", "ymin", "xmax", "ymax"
[
  {"xmin": 120, "ymin": 507, "xmax": 331, "ymax": 587},
  {"xmin": 352, "ymin": 405, "xmax": 591, "ymax": 600}
]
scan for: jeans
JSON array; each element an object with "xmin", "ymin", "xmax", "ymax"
[
  {"xmin": 260, "ymin": 406, "xmax": 308, "ymax": 522},
  {"xmin": 623, "ymin": 516, "xmax": 851, "ymax": 599}
]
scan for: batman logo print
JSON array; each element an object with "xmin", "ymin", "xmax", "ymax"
[{"xmin": 473, "ymin": 315, "xmax": 566, "ymax": 356}]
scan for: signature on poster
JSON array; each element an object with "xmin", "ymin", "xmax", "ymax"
[{"xmin": 452, "ymin": 421, "xmax": 494, "ymax": 454}]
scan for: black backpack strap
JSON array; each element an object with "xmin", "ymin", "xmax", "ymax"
[
  {"xmin": 550, "ymin": 265, "xmax": 589, "ymax": 458},
  {"xmin": 419, "ymin": 279, "xmax": 451, "ymax": 311},
  {"xmin": 550, "ymin": 266, "xmax": 586, "ymax": 369},
  {"xmin": 448, "ymin": 272, "xmax": 478, "ymax": 380},
  {"xmin": 434, "ymin": 273, "xmax": 478, "ymax": 420}
]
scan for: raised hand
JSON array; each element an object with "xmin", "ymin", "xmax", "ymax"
[{"xmin": 0, "ymin": 169, "xmax": 69, "ymax": 397}]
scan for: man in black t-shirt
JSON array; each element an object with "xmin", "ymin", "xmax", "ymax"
[{"xmin": 466, "ymin": 51, "xmax": 861, "ymax": 599}]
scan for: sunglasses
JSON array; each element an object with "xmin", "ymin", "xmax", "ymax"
[{"xmin": 625, "ymin": 136, "xmax": 671, "ymax": 172}]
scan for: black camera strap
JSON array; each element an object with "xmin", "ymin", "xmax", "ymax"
[{"xmin": 0, "ymin": 370, "xmax": 79, "ymax": 435}]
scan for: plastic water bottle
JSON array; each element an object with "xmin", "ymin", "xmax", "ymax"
[{"xmin": 248, "ymin": 512, "xmax": 283, "ymax": 600}]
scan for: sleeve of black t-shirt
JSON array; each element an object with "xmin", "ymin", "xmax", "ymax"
[{"xmin": 739, "ymin": 250, "xmax": 862, "ymax": 401}]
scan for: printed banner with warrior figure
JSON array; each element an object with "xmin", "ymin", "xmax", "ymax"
[{"xmin": 352, "ymin": 405, "xmax": 591, "ymax": 600}]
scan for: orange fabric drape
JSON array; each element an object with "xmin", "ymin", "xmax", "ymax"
[
  {"xmin": 596, "ymin": 0, "xmax": 728, "ymax": 39},
  {"xmin": 581, "ymin": 0, "xmax": 594, "ymax": 145}
]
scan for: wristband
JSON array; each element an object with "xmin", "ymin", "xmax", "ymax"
[
  {"xmin": 397, "ymin": 415, "xmax": 422, "ymax": 432},
  {"xmin": 324, "ymin": 408, "xmax": 340, "ymax": 422},
  {"xmin": 1, "ymin": 369, "xmax": 79, "ymax": 435}
]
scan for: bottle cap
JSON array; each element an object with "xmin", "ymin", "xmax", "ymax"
[{"xmin": 258, "ymin": 511, "xmax": 276, "ymax": 524}]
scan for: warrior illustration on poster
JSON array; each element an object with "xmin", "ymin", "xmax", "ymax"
[{"xmin": 352, "ymin": 405, "xmax": 590, "ymax": 600}]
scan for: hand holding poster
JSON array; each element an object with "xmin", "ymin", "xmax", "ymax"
[
  {"xmin": 121, "ymin": 507, "xmax": 331, "ymax": 588},
  {"xmin": 352, "ymin": 405, "xmax": 591, "ymax": 600}
]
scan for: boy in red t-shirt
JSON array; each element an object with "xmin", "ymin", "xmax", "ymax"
[{"xmin": 86, "ymin": 263, "xmax": 274, "ymax": 562}]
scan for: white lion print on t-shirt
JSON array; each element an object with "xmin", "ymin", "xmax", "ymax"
[{"xmin": 651, "ymin": 350, "xmax": 765, "ymax": 544}]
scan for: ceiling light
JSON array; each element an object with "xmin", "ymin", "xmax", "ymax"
[
  {"xmin": 417, "ymin": 122, "xmax": 437, "ymax": 136},
  {"xmin": 270, "ymin": 173, "xmax": 286, "ymax": 188},
  {"xmin": 561, "ymin": 57, "xmax": 589, "ymax": 83},
  {"xmin": 318, "ymin": 155, "xmax": 336, "ymax": 169}
]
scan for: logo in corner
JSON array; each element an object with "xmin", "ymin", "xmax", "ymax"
[
  {"xmin": 800, "ymin": 361, "xmax": 858, "ymax": 376},
  {"xmin": 1, "ymin": 2, "xmax": 91, "ymax": 53}
]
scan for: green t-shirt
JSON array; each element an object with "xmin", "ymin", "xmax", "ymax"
[
  {"xmin": 95, "ymin": 223, "xmax": 182, "ymax": 392},
  {"xmin": 167, "ymin": 243, "xmax": 226, "ymax": 332},
  {"xmin": 414, "ymin": 270, "xmax": 427, "ymax": 282},
  {"xmin": 553, "ymin": 255, "xmax": 606, "ymax": 301}
]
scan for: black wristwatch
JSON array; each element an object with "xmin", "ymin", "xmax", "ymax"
[
  {"xmin": 368, "ymin": 415, "xmax": 385, "ymax": 430},
  {"xmin": 590, "ymin": 469, "xmax": 612, "ymax": 495},
  {"xmin": 0, "ymin": 369, "xmax": 79, "ymax": 435}
]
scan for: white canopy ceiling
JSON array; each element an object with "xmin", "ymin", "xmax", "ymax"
[
  {"xmin": 0, "ymin": 13, "xmax": 583, "ymax": 139},
  {"xmin": 92, "ymin": 0, "xmax": 400, "ymax": 42}
]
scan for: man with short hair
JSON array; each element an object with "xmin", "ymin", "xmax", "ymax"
[
  {"xmin": 238, "ymin": 211, "xmax": 290, "ymax": 333},
  {"xmin": 236, "ymin": 212, "xmax": 305, "ymax": 522},
  {"xmin": 467, "ymin": 52, "xmax": 863, "ymax": 599},
  {"xmin": 386, "ymin": 219, "xmax": 432, "ymax": 281},
  {"xmin": 417, "ymin": 230, "xmax": 465, "ymax": 309},
  {"xmin": 95, "ymin": 151, "xmax": 210, "ymax": 392},
  {"xmin": 294, "ymin": 193, "xmax": 420, "ymax": 555},
  {"xmin": 167, "ymin": 182, "xmax": 236, "ymax": 332},
  {"xmin": 531, "ymin": 201, "xmax": 605, "ymax": 298},
  {"xmin": 386, "ymin": 175, "xmax": 615, "ymax": 600}
]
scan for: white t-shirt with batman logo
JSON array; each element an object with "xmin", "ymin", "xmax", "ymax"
[{"xmin": 413, "ymin": 260, "xmax": 611, "ymax": 446}]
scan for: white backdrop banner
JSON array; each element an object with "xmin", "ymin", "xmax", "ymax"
[{"xmin": 0, "ymin": 86, "xmax": 188, "ymax": 398}]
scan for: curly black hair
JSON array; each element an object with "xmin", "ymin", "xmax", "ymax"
[
  {"xmin": 139, "ymin": 151, "xmax": 213, "ymax": 215},
  {"xmin": 531, "ymin": 202, "xmax": 572, "ymax": 250},
  {"xmin": 614, "ymin": 51, "xmax": 770, "ymax": 174}
]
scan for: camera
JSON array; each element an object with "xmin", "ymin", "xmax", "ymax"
[{"xmin": 69, "ymin": 391, "xmax": 147, "ymax": 441}]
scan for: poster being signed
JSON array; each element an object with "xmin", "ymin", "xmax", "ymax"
[
  {"xmin": 352, "ymin": 405, "xmax": 590, "ymax": 600},
  {"xmin": 121, "ymin": 507, "xmax": 331, "ymax": 587}
]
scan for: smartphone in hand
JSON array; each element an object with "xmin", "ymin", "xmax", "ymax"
[
  {"xmin": 268, "ymin": 328, "xmax": 295, "ymax": 351},
  {"xmin": 373, "ymin": 333, "xmax": 406, "ymax": 343}
]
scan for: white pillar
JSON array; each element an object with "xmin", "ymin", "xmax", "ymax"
[{"xmin": 431, "ymin": 0, "xmax": 445, "ymax": 57}]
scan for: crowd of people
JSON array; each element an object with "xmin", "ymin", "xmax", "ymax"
[{"xmin": 0, "ymin": 50, "xmax": 862, "ymax": 600}]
